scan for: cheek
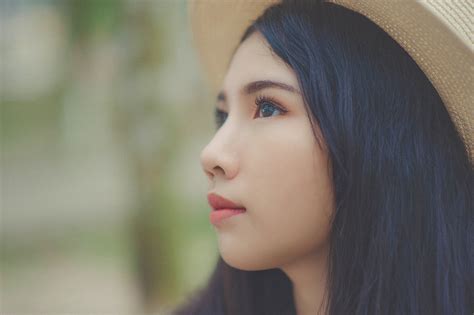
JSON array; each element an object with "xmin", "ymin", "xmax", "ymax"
[
  {"xmin": 219, "ymin": 119, "xmax": 334, "ymax": 271},
  {"xmin": 257, "ymin": 126, "xmax": 332, "ymax": 258}
]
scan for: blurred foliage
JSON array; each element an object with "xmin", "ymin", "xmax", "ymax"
[
  {"xmin": 1, "ymin": 0, "xmax": 216, "ymax": 314},
  {"xmin": 63, "ymin": 0, "xmax": 124, "ymax": 40}
]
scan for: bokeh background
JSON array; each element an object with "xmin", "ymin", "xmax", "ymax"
[{"xmin": 1, "ymin": 0, "xmax": 219, "ymax": 314}]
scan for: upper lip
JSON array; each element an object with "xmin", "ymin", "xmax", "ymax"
[{"xmin": 207, "ymin": 193, "xmax": 246, "ymax": 211}]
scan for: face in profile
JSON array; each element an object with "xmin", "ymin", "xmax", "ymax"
[{"xmin": 200, "ymin": 31, "xmax": 335, "ymax": 271}]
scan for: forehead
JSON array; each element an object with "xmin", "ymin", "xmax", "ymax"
[{"xmin": 221, "ymin": 32, "xmax": 299, "ymax": 94}]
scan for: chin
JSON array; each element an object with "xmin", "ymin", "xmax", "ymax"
[{"xmin": 219, "ymin": 247, "xmax": 279, "ymax": 271}]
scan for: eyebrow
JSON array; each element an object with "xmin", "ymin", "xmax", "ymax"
[{"xmin": 216, "ymin": 80, "xmax": 301, "ymax": 103}]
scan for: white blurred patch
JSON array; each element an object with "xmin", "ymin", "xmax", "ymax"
[{"xmin": 2, "ymin": 5, "xmax": 67, "ymax": 101}]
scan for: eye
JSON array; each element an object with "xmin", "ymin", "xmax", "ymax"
[
  {"xmin": 214, "ymin": 108, "xmax": 228, "ymax": 129},
  {"xmin": 254, "ymin": 95, "xmax": 287, "ymax": 119},
  {"xmin": 213, "ymin": 95, "xmax": 287, "ymax": 129}
]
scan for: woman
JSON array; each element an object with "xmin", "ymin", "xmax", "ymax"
[{"xmin": 173, "ymin": 0, "xmax": 473, "ymax": 314}]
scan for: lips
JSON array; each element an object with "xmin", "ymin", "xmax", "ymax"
[{"xmin": 207, "ymin": 193, "xmax": 246, "ymax": 211}]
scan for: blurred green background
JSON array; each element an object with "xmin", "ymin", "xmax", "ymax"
[{"xmin": 1, "ymin": 0, "xmax": 219, "ymax": 314}]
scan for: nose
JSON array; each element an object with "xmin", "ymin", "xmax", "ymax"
[{"xmin": 200, "ymin": 126, "xmax": 240, "ymax": 182}]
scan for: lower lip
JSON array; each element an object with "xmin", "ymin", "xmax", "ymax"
[{"xmin": 209, "ymin": 208, "xmax": 246, "ymax": 225}]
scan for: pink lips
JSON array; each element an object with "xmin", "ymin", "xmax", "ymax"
[
  {"xmin": 207, "ymin": 193, "xmax": 246, "ymax": 225},
  {"xmin": 209, "ymin": 209, "xmax": 246, "ymax": 225}
]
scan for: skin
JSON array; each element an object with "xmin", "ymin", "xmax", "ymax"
[{"xmin": 200, "ymin": 31, "xmax": 334, "ymax": 315}]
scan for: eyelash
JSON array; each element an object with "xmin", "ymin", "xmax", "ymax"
[{"xmin": 214, "ymin": 95, "xmax": 287, "ymax": 129}]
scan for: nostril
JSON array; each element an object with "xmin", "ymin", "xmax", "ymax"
[{"xmin": 212, "ymin": 166, "xmax": 225, "ymax": 176}]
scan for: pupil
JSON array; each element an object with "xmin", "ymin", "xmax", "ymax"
[{"xmin": 261, "ymin": 103, "xmax": 274, "ymax": 117}]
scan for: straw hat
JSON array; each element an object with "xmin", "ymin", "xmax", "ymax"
[{"xmin": 188, "ymin": 0, "xmax": 473, "ymax": 163}]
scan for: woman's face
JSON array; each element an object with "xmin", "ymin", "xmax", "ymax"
[{"xmin": 200, "ymin": 31, "xmax": 334, "ymax": 271}]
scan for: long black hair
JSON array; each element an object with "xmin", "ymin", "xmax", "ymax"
[{"xmin": 173, "ymin": 0, "xmax": 473, "ymax": 314}]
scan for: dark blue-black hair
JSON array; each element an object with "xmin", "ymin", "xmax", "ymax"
[{"xmin": 174, "ymin": 1, "xmax": 473, "ymax": 314}]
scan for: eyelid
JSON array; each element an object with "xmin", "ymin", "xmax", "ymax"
[
  {"xmin": 254, "ymin": 94, "xmax": 288, "ymax": 114},
  {"xmin": 215, "ymin": 94, "xmax": 287, "ymax": 113},
  {"xmin": 213, "ymin": 94, "xmax": 287, "ymax": 129}
]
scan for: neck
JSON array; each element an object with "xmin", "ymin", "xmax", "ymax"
[{"xmin": 280, "ymin": 246, "xmax": 329, "ymax": 315}]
